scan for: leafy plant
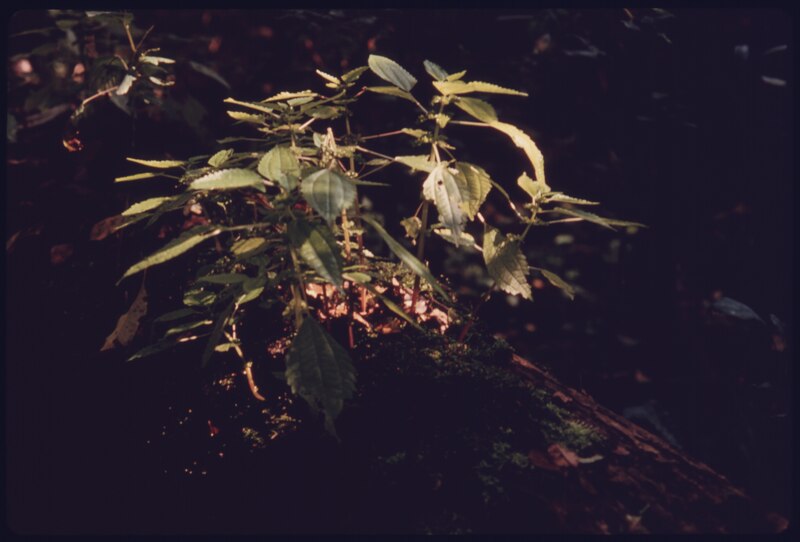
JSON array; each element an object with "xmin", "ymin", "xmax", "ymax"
[{"xmin": 107, "ymin": 53, "xmax": 642, "ymax": 435}]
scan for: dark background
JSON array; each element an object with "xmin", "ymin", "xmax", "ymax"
[{"xmin": 5, "ymin": 8, "xmax": 793, "ymax": 533}]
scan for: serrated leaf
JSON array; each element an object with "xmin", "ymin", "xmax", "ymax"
[
  {"xmin": 551, "ymin": 207, "xmax": 646, "ymax": 230},
  {"xmin": 517, "ymin": 172, "xmax": 548, "ymax": 201},
  {"xmin": 288, "ymin": 219, "xmax": 344, "ymax": 290},
  {"xmin": 121, "ymin": 196, "xmax": 172, "ymax": 216},
  {"xmin": 114, "ymin": 171, "xmax": 161, "ymax": 183},
  {"xmin": 226, "ymin": 111, "xmax": 264, "ymax": 123},
  {"xmin": 119, "ymin": 226, "xmax": 222, "ymax": 282},
  {"xmin": 543, "ymin": 193, "xmax": 599, "ymax": 205},
  {"xmin": 488, "ymin": 121, "xmax": 547, "ymax": 187},
  {"xmin": 366, "ymin": 86, "xmax": 417, "ymax": 104},
  {"xmin": 368, "ymin": 54, "xmax": 417, "ymax": 92},
  {"xmin": 189, "ymin": 60, "xmax": 230, "ymax": 89},
  {"xmin": 224, "ymin": 97, "xmax": 278, "ymax": 114},
  {"xmin": 126, "ymin": 157, "xmax": 185, "ymax": 168},
  {"xmin": 258, "ymin": 145, "xmax": 300, "ymax": 191},
  {"xmin": 264, "ymin": 90, "xmax": 317, "ymax": 103},
  {"xmin": 423, "ymin": 164, "xmax": 467, "ymax": 246},
  {"xmin": 285, "ymin": 316, "xmax": 357, "ymax": 435},
  {"xmin": 362, "ymin": 216, "xmax": 448, "ymax": 300},
  {"xmin": 434, "ymin": 228, "xmax": 476, "ymax": 247},
  {"xmin": 231, "ymin": 237, "xmax": 269, "ymax": 258},
  {"xmin": 483, "ymin": 227, "xmax": 531, "ymax": 300},
  {"xmin": 341, "ymin": 65, "xmax": 369, "ymax": 83},
  {"xmin": 395, "ymin": 155, "xmax": 436, "ymax": 173},
  {"xmin": 454, "ymin": 96, "xmax": 498, "ymax": 123},
  {"xmin": 401, "ymin": 216, "xmax": 422, "ymax": 239},
  {"xmin": 538, "ymin": 268, "xmax": 575, "ymax": 300},
  {"xmin": 401, "ymin": 128, "xmax": 429, "ymax": 139},
  {"xmin": 238, "ymin": 276, "xmax": 266, "ymax": 304},
  {"xmin": 446, "ymin": 70, "xmax": 467, "ymax": 81},
  {"xmin": 454, "ymin": 162, "xmax": 493, "ymax": 219},
  {"xmin": 315, "ymin": 69, "xmax": 341, "ymax": 84},
  {"xmin": 189, "ymin": 168, "xmax": 265, "ymax": 192},
  {"xmin": 165, "ymin": 319, "xmax": 213, "ymax": 337},
  {"xmin": 433, "ymin": 80, "xmax": 527, "ymax": 96},
  {"xmin": 423, "ymin": 59, "xmax": 448, "ymax": 81},
  {"xmin": 207, "ymin": 148, "xmax": 234, "ymax": 168},
  {"xmin": 300, "ymin": 168, "xmax": 357, "ymax": 224}
]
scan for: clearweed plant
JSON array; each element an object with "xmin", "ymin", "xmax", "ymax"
[{"xmin": 105, "ymin": 54, "xmax": 642, "ymax": 434}]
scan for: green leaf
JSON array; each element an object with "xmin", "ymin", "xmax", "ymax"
[
  {"xmin": 315, "ymin": 69, "xmax": 341, "ymax": 85},
  {"xmin": 454, "ymin": 162, "xmax": 493, "ymax": 220},
  {"xmin": 446, "ymin": 70, "xmax": 467, "ymax": 81},
  {"xmin": 423, "ymin": 164, "xmax": 467, "ymax": 246},
  {"xmin": 434, "ymin": 228, "xmax": 476, "ymax": 247},
  {"xmin": 285, "ymin": 316, "xmax": 357, "ymax": 435},
  {"xmin": 208, "ymin": 148, "xmax": 234, "ymax": 168},
  {"xmin": 362, "ymin": 216, "xmax": 448, "ymax": 300},
  {"xmin": 119, "ymin": 226, "xmax": 222, "ymax": 282},
  {"xmin": 454, "ymin": 96, "xmax": 498, "ymax": 123},
  {"xmin": 543, "ymin": 193, "xmax": 599, "ymax": 205},
  {"xmin": 226, "ymin": 111, "xmax": 264, "ymax": 123},
  {"xmin": 341, "ymin": 66, "xmax": 369, "ymax": 83},
  {"xmin": 154, "ymin": 308, "xmax": 198, "ymax": 323},
  {"xmin": 401, "ymin": 128, "xmax": 429, "ymax": 139},
  {"xmin": 238, "ymin": 276, "xmax": 266, "ymax": 304},
  {"xmin": 288, "ymin": 219, "xmax": 344, "ymax": 291},
  {"xmin": 126, "ymin": 157, "xmax": 185, "ymax": 168},
  {"xmin": 433, "ymin": 80, "xmax": 528, "ymax": 96},
  {"xmin": 198, "ymin": 273, "xmax": 249, "ymax": 284},
  {"xmin": 224, "ymin": 97, "xmax": 278, "ymax": 114},
  {"xmin": 517, "ymin": 172, "xmax": 548, "ymax": 201},
  {"xmin": 368, "ymin": 54, "xmax": 417, "ymax": 92},
  {"xmin": 300, "ymin": 168, "xmax": 357, "ymax": 224},
  {"xmin": 400, "ymin": 216, "xmax": 422, "ymax": 239},
  {"xmin": 189, "ymin": 168, "xmax": 265, "ymax": 192},
  {"xmin": 551, "ymin": 207, "xmax": 646, "ymax": 230},
  {"xmin": 202, "ymin": 301, "xmax": 235, "ymax": 367},
  {"xmin": 114, "ymin": 172, "xmax": 165, "ymax": 183},
  {"xmin": 352, "ymin": 279, "xmax": 425, "ymax": 332},
  {"xmin": 264, "ymin": 90, "xmax": 318, "ymax": 103},
  {"xmin": 128, "ymin": 337, "xmax": 189, "ymax": 361},
  {"xmin": 231, "ymin": 237, "xmax": 269, "ymax": 259},
  {"xmin": 165, "ymin": 319, "xmax": 213, "ymax": 337},
  {"xmin": 258, "ymin": 145, "xmax": 300, "ymax": 191},
  {"xmin": 488, "ymin": 121, "xmax": 547, "ymax": 187},
  {"xmin": 483, "ymin": 227, "xmax": 531, "ymax": 300},
  {"xmin": 423, "ymin": 59, "xmax": 449, "ymax": 81},
  {"xmin": 365, "ymin": 86, "xmax": 418, "ymax": 104},
  {"xmin": 189, "ymin": 61, "xmax": 230, "ymax": 89},
  {"xmin": 395, "ymin": 155, "xmax": 436, "ymax": 173},
  {"xmin": 121, "ymin": 197, "xmax": 172, "ymax": 216},
  {"xmin": 537, "ymin": 268, "xmax": 575, "ymax": 300}
]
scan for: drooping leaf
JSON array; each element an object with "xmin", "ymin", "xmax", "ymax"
[
  {"xmin": 285, "ymin": 316, "xmax": 357, "ymax": 435},
  {"xmin": 423, "ymin": 59, "xmax": 448, "ymax": 81},
  {"xmin": 300, "ymin": 168, "xmax": 357, "ymax": 224},
  {"xmin": 258, "ymin": 145, "xmax": 300, "ymax": 191},
  {"xmin": 483, "ymin": 227, "xmax": 531, "ymax": 300},
  {"xmin": 101, "ymin": 280, "xmax": 147, "ymax": 351},
  {"xmin": 223, "ymin": 97, "xmax": 278, "ymax": 114},
  {"xmin": 454, "ymin": 96, "xmax": 498, "ymax": 123},
  {"xmin": 116, "ymin": 73, "xmax": 136, "ymax": 95},
  {"xmin": 119, "ymin": 226, "xmax": 222, "ymax": 282},
  {"xmin": 114, "ymin": 172, "xmax": 165, "ymax": 183},
  {"xmin": 423, "ymin": 164, "xmax": 467, "ymax": 246},
  {"xmin": 226, "ymin": 111, "xmax": 264, "ymax": 123},
  {"xmin": 207, "ymin": 148, "xmax": 234, "ymax": 168},
  {"xmin": 189, "ymin": 168, "xmax": 265, "ymax": 192},
  {"xmin": 488, "ymin": 121, "xmax": 547, "ymax": 187},
  {"xmin": 551, "ymin": 207, "xmax": 646, "ymax": 230},
  {"xmin": 288, "ymin": 219, "xmax": 344, "ymax": 290},
  {"xmin": 231, "ymin": 237, "xmax": 269, "ymax": 259},
  {"xmin": 121, "ymin": 197, "xmax": 172, "ymax": 216},
  {"xmin": 537, "ymin": 268, "xmax": 575, "ymax": 300},
  {"xmin": 189, "ymin": 60, "xmax": 231, "ymax": 89},
  {"xmin": 362, "ymin": 216, "xmax": 448, "ymax": 300},
  {"xmin": 454, "ymin": 162, "xmax": 493, "ymax": 219},
  {"xmin": 368, "ymin": 54, "xmax": 417, "ymax": 92},
  {"xmin": 517, "ymin": 172, "xmax": 548, "ymax": 201},
  {"xmin": 126, "ymin": 157, "xmax": 185, "ymax": 168},
  {"xmin": 395, "ymin": 155, "xmax": 436, "ymax": 173},
  {"xmin": 433, "ymin": 80, "xmax": 528, "ymax": 96},
  {"xmin": 365, "ymin": 86, "xmax": 418, "ymax": 104}
]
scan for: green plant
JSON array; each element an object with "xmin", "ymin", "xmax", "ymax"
[{"xmin": 106, "ymin": 53, "xmax": 642, "ymax": 435}]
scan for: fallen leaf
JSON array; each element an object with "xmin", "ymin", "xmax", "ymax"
[{"xmin": 101, "ymin": 280, "xmax": 148, "ymax": 351}]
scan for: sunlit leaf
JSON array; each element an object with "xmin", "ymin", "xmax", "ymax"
[
  {"xmin": 231, "ymin": 237, "xmax": 269, "ymax": 259},
  {"xmin": 126, "ymin": 157, "xmax": 185, "ymax": 168},
  {"xmin": 189, "ymin": 168, "xmax": 265, "ymax": 192},
  {"xmin": 483, "ymin": 227, "xmax": 531, "ymax": 300},
  {"xmin": 488, "ymin": 121, "xmax": 547, "ymax": 187},
  {"xmin": 537, "ymin": 268, "xmax": 575, "ymax": 300},
  {"xmin": 366, "ymin": 86, "xmax": 417, "ymax": 104},
  {"xmin": 258, "ymin": 145, "xmax": 300, "ymax": 191},
  {"xmin": 119, "ymin": 226, "xmax": 222, "ymax": 282},
  {"xmin": 454, "ymin": 162, "xmax": 493, "ymax": 219},
  {"xmin": 341, "ymin": 65, "xmax": 369, "ymax": 83},
  {"xmin": 395, "ymin": 155, "xmax": 436, "ymax": 173},
  {"xmin": 207, "ymin": 148, "xmax": 234, "ymax": 168},
  {"xmin": 368, "ymin": 54, "xmax": 417, "ymax": 92},
  {"xmin": 189, "ymin": 60, "xmax": 230, "ymax": 89},
  {"xmin": 202, "ymin": 301, "xmax": 235, "ymax": 367},
  {"xmin": 433, "ymin": 80, "xmax": 527, "ymax": 96},
  {"xmin": 454, "ymin": 96, "xmax": 498, "ymax": 123},
  {"xmin": 423, "ymin": 164, "xmax": 467, "ymax": 246},
  {"xmin": 423, "ymin": 59, "xmax": 448, "ymax": 81},
  {"xmin": 121, "ymin": 197, "xmax": 172, "ymax": 216}
]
